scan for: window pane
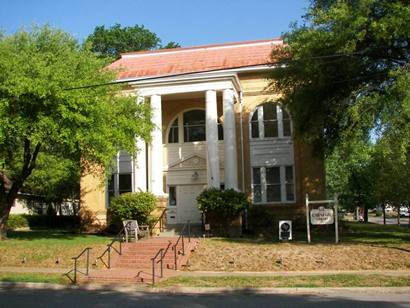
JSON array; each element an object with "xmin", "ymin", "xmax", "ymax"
[
  {"xmin": 253, "ymin": 185, "xmax": 262, "ymax": 203},
  {"xmin": 251, "ymin": 122, "xmax": 259, "ymax": 138},
  {"xmin": 218, "ymin": 121, "xmax": 224, "ymax": 140},
  {"xmin": 184, "ymin": 126, "xmax": 205, "ymax": 142},
  {"xmin": 119, "ymin": 174, "xmax": 132, "ymax": 193},
  {"xmin": 108, "ymin": 174, "xmax": 114, "ymax": 192},
  {"xmin": 251, "ymin": 109, "xmax": 259, "ymax": 138},
  {"xmin": 285, "ymin": 166, "xmax": 294, "ymax": 201},
  {"xmin": 264, "ymin": 121, "xmax": 278, "ymax": 137},
  {"xmin": 263, "ymin": 104, "xmax": 277, "ymax": 121},
  {"xmin": 286, "ymin": 184, "xmax": 295, "ymax": 201},
  {"xmin": 168, "ymin": 118, "xmax": 179, "ymax": 143},
  {"xmin": 253, "ymin": 168, "xmax": 261, "ymax": 184},
  {"xmin": 283, "ymin": 119, "xmax": 291, "ymax": 137},
  {"xmin": 183, "ymin": 110, "xmax": 206, "ymax": 142},
  {"xmin": 169, "ymin": 186, "xmax": 176, "ymax": 206},
  {"xmin": 266, "ymin": 167, "xmax": 280, "ymax": 184},
  {"xmin": 267, "ymin": 185, "xmax": 281, "ymax": 202},
  {"xmin": 285, "ymin": 166, "xmax": 293, "ymax": 182}
]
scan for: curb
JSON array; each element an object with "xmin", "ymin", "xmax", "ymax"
[{"xmin": 1, "ymin": 282, "xmax": 410, "ymax": 295}]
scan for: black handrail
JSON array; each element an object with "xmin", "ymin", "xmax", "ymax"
[
  {"xmin": 64, "ymin": 247, "xmax": 92, "ymax": 284},
  {"xmin": 151, "ymin": 248, "xmax": 164, "ymax": 285},
  {"xmin": 171, "ymin": 220, "xmax": 191, "ymax": 270},
  {"xmin": 96, "ymin": 227, "xmax": 125, "ymax": 268},
  {"xmin": 151, "ymin": 208, "xmax": 168, "ymax": 233}
]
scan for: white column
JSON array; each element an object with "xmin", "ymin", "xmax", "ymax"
[
  {"xmin": 205, "ymin": 90, "xmax": 220, "ymax": 188},
  {"xmin": 134, "ymin": 96, "xmax": 147, "ymax": 192},
  {"xmin": 223, "ymin": 89, "xmax": 238, "ymax": 190},
  {"xmin": 150, "ymin": 94, "xmax": 164, "ymax": 195}
]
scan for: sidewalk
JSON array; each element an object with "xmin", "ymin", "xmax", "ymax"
[{"xmin": 1, "ymin": 267, "xmax": 410, "ymax": 277}]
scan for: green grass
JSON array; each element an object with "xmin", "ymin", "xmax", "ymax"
[
  {"xmin": 341, "ymin": 222, "xmax": 410, "ymax": 244},
  {"xmin": 0, "ymin": 272, "xmax": 67, "ymax": 284},
  {"xmin": 156, "ymin": 274, "xmax": 410, "ymax": 288},
  {"xmin": 0, "ymin": 230, "xmax": 113, "ymax": 268}
]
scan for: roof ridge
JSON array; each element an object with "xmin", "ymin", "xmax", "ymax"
[{"xmin": 121, "ymin": 38, "xmax": 282, "ymax": 57}]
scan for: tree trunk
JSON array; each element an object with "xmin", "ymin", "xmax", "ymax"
[
  {"xmin": 382, "ymin": 204, "xmax": 386, "ymax": 225},
  {"xmin": 0, "ymin": 198, "xmax": 15, "ymax": 240},
  {"xmin": 364, "ymin": 205, "xmax": 368, "ymax": 223},
  {"xmin": 397, "ymin": 205, "xmax": 400, "ymax": 226}
]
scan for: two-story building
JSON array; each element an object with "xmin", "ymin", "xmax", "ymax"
[{"xmin": 80, "ymin": 38, "xmax": 325, "ymax": 229}]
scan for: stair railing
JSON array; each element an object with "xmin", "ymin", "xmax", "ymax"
[
  {"xmin": 171, "ymin": 220, "xmax": 191, "ymax": 270},
  {"xmin": 151, "ymin": 248, "xmax": 164, "ymax": 285},
  {"xmin": 96, "ymin": 227, "xmax": 125, "ymax": 269},
  {"xmin": 151, "ymin": 208, "xmax": 168, "ymax": 233},
  {"xmin": 64, "ymin": 247, "xmax": 92, "ymax": 284}
]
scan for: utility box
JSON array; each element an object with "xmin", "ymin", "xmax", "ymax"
[{"xmin": 279, "ymin": 220, "xmax": 292, "ymax": 241}]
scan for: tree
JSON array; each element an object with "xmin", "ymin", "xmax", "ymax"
[
  {"xmin": 269, "ymin": 0, "xmax": 410, "ymax": 153},
  {"xmin": 85, "ymin": 23, "xmax": 180, "ymax": 59},
  {"xmin": 0, "ymin": 26, "xmax": 153, "ymax": 239}
]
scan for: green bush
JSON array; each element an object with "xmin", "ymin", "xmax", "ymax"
[
  {"xmin": 109, "ymin": 192, "xmax": 157, "ymax": 228},
  {"xmin": 197, "ymin": 188, "xmax": 249, "ymax": 235},
  {"xmin": 6, "ymin": 214, "xmax": 29, "ymax": 230}
]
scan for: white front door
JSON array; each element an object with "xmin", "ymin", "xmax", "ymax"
[{"xmin": 177, "ymin": 185, "xmax": 205, "ymax": 224}]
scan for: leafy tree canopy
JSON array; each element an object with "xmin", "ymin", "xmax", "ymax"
[
  {"xmin": 270, "ymin": 0, "xmax": 410, "ymax": 153},
  {"xmin": 0, "ymin": 26, "xmax": 153, "ymax": 238},
  {"xmin": 85, "ymin": 23, "xmax": 180, "ymax": 58}
]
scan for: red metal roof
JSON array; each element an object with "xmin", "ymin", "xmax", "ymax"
[{"xmin": 108, "ymin": 39, "xmax": 283, "ymax": 80}]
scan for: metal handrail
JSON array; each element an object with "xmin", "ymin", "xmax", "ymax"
[
  {"xmin": 64, "ymin": 247, "xmax": 92, "ymax": 284},
  {"xmin": 96, "ymin": 227, "xmax": 125, "ymax": 268},
  {"xmin": 172, "ymin": 220, "xmax": 191, "ymax": 270},
  {"xmin": 151, "ymin": 248, "xmax": 164, "ymax": 285},
  {"xmin": 151, "ymin": 208, "xmax": 168, "ymax": 233}
]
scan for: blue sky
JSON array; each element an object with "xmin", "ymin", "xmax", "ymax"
[{"xmin": 0, "ymin": 0, "xmax": 309, "ymax": 47}]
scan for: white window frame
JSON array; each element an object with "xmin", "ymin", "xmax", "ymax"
[
  {"xmin": 166, "ymin": 108, "xmax": 223, "ymax": 144},
  {"xmin": 250, "ymin": 103, "xmax": 292, "ymax": 140},
  {"xmin": 251, "ymin": 165, "xmax": 295, "ymax": 204}
]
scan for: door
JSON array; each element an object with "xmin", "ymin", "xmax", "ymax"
[{"xmin": 177, "ymin": 185, "xmax": 205, "ymax": 224}]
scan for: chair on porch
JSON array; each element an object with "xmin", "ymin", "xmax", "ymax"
[{"xmin": 123, "ymin": 220, "xmax": 150, "ymax": 242}]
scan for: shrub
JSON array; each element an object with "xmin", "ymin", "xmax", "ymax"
[
  {"xmin": 6, "ymin": 214, "xmax": 29, "ymax": 230},
  {"xmin": 197, "ymin": 188, "xmax": 249, "ymax": 235},
  {"xmin": 109, "ymin": 192, "xmax": 157, "ymax": 228}
]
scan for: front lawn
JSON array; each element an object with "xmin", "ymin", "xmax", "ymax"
[
  {"xmin": 157, "ymin": 274, "xmax": 410, "ymax": 288},
  {"xmin": 186, "ymin": 222, "xmax": 410, "ymax": 272},
  {"xmin": 0, "ymin": 230, "xmax": 112, "ymax": 269}
]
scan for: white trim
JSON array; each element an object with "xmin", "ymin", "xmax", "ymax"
[{"xmin": 122, "ymin": 40, "xmax": 281, "ymax": 59}]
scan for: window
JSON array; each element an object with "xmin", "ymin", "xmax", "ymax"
[
  {"xmin": 169, "ymin": 186, "xmax": 176, "ymax": 206},
  {"xmin": 250, "ymin": 103, "xmax": 291, "ymax": 139},
  {"xmin": 184, "ymin": 110, "xmax": 206, "ymax": 142},
  {"xmin": 168, "ymin": 118, "xmax": 179, "ymax": 143},
  {"xmin": 252, "ymin": 166, "xmax": 295, "ymax": 203},
  {"xmin": 168, "ymin": 109, "xmax": 224, "ymax": 143},
  {"xmin": 118, "ymin": 174, "xmax": 132, "ymax": 194},
  {"xmin": 266, "ymin": 167, "xmax": 281, "ymax": 202},
  {"xmin": 107, "ymin": 151, "xmax": 134, "ymax": 205}
]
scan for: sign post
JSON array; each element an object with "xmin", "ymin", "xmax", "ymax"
[
  {"xmin": 334, "ymin": 194, "xmax": 339, "ymax": 243},
  {"xmin": 305, "ymin": 194, "xmax": 339, "ymax": 244},
  {"xmin": 305, "ymin": 194, "xmax": 311, "ymax": 243}
]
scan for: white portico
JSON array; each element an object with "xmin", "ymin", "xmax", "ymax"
[{"xmin": 131, "ymin": 74, "xmax": 241, "ymax": 223}]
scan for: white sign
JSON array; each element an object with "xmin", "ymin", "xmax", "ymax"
[
  {"xmin": 204, "ymin": 224, "xmax": 211, "ymax": 231},
  {"xmin": 310, "ymin": 206, "xmax": 334, "ymax": 225}
]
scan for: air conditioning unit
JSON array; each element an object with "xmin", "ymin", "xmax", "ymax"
[{"xmin": 279, "ymin": 220, "xmax": 292, "ymax": 241}]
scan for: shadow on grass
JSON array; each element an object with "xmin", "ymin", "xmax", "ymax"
[{"xmin": 6, "ymin": 230, "xmax": 108, "ymax": 242}]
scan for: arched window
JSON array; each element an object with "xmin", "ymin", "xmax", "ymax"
[
  {"xmin": 250, "ymin": 103, "xmax": 291, "ymax": 139},
  {"xmin": 168, "ymin": 109, "xmax": 223, "ymax": 143}
]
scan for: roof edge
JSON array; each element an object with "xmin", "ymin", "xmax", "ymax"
[{"xmin": 120, "ymin": 37, "xmax": 282, "ymax": 58}]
